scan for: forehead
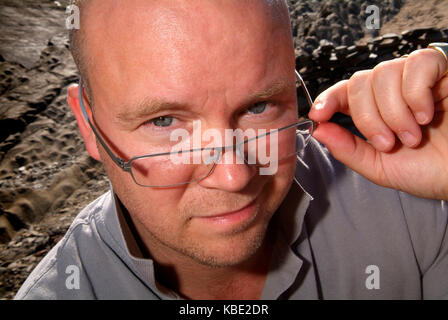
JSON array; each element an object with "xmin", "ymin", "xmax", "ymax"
[{"xmin": 83, "ymin": 0, "xmax": 294, "ymax": 111}]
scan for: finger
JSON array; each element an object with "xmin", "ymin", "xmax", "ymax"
[
  {"xmin": 312, "ymin": 122, "xmax": 385, "ymax": 185},
  {"xmin": 403, "ymin": 49, "xmax": 447, "ymax": 124},
  {"xmin": 347, "ymin": 70, "xmax": 396, "ymax": 152},
  {"xmin": 433, "ymin": 74, "xmax": 448, "ymax": 106},
  {"xmin": 308, "ymin": 80, "xmax": 349, "ymax": 122},
  {"xmin": 372, "ymin": 59, "xmax": 422, "ymax": 148},
  {"xmin": 435, "ymin": 97, "xmax": 448, "ymax": 113}
]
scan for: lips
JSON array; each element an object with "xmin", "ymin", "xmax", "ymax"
[
  {"xmin": 194, "ymin": 199, "xmax": 258, "ymax": 229},
  {"xmin": 205, "ymin": 199, "xmax": 257, "ymax": 219}
]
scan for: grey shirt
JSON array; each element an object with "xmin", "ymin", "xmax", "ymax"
[{"xmin": 15, "ymin": 139, "xmax": 448, "ymax": 299}]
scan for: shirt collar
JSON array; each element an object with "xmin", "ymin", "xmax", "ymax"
[
  {"xmin": 260, "ymin": 153, "xmax": 315, "ymax": 299},
  {"xmin": 94, "ymin": 185, "xmax": 178, "ymax": 299}
]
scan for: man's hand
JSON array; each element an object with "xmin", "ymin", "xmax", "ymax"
[{"xmin": 309, "ymin": 48, "xmax": 448, "ymax": 200}]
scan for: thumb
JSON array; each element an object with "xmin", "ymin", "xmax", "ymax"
[{"xmin": 312, "ymin": 121, "xmax": 384, "ymax": 185}]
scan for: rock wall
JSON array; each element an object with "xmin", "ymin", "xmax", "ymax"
[
  {"xmin": 288, "ymin": 0, "xmax": 403, "ymax": 52},
  {"xmin": 295, "ymin": 27, "xmax": 448, "ymax": 117}
]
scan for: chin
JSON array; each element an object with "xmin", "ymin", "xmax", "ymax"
[
  {"xmin": 179, "ymin": 216, "xmax": 272, "ymax": 268},
  {"xmin": 182, "ymin": 241, "xmax": 265, "ymax": 269}
]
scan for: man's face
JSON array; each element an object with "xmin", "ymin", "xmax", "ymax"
[{"xmin": 82, "ymin": 0, "xmax": 298, "ymax": 267}]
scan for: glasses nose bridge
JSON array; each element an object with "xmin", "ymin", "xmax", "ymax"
[
  {"xmin": 208, "ymin": 143, "xmax": 246, "ymax": 166},
  {"xmin": 205, "ymin": 128, "xmax": 275, "ymax": 170}
]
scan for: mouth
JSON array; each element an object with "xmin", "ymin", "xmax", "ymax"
[{"xmin": 193, "ymin": 198, "xmax": 259, "ymax": 230}]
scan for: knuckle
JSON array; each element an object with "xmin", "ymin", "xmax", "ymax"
[
  {"xmin": 348, "ymin": 70, "xmax": 370, "ymax": 92},
  {"xmin": 407, "ymin": 49, "xmax": 442, "ymax": 73},
  {"xmin": 372, "ymin": 60, "xmax": 397, "ymax": 79},
  {"xmin": 402, "ymin": 83, "xmax": 430, "ymax": 109},
  {"xmin": 350, "ymin": 70, "xmax": 370, "ymax": 81},
  {"xmin": 380, "ymin": 108, "xmax": 405, "ymax": 128},
  {"xmin": 402, "ymin": 82, "xmax": 421, "ymax": 100},
  {"xmin": 374, "ymin": 60, "xmax": 390, "ymax": 72},
  {"xmin": 354, "ymin": 112, "xmax": 378, "ymax": 131},
  {"xmin": 408, "ymin": 48, "xmax": 434, "ymax": 61}
]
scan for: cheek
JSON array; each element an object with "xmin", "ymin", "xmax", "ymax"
[
  {"xmin": 99, "ymin": 147, "xmax": 185, "ymax": 225},
  {"xmin": 262, "ymin": 158, "xmax": 296, "ymax": 210}
]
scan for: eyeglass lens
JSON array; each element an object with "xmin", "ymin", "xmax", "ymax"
[{"xmin": 129, "ymin": 121, "xmax": 313, "ymax": 187}]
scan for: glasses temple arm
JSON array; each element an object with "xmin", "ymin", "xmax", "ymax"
[
  {"xmin": 295, "ymin": 70, "xmax": 317, "ymax": 132},
  {"xmin": 78, "ymin": 77, "xmax": 129, "ymax": 170},
  {"xmin": 295, "ymin": 69, "xmax": 314, "ymax": 107}
]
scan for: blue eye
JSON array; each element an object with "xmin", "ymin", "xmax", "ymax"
[
  {"xmin": 248, "ymin": 102, "xmax": 267, "ymax": 114},
  {"xmin": 151, "ymin": 116, "xmax": 173, "ymax": 127}
]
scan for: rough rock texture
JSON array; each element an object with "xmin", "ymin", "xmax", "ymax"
[
  {"xmin": 296, "ymin": 27, "xmax": 448, "ymax": 108},
  {"xmin": 288, "ymin": 0, "xmax": 403, "ymax": 54},
  {"xmin": 0, "ymin": 0, "xmax": 109, "ymax": 299}
]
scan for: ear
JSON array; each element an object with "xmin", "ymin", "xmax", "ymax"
[{"xmin": 67, "ymin": 84, "xmax": 102, "ymax": 162}]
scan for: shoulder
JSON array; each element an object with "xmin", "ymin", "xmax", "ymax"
[
  {"xmin": 296, "ymin": 139, "xmax": 448, "ymax": 298},
  {"xmin": 303, "ymin": 138, "xmax": 448, "ymax": 273},
  {"xmin": 14, "ymin": 192, "xmax": 112, "ymax": 300}
]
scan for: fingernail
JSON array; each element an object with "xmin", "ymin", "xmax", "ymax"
[
  {"xmin": 415, "ymin": 112, "xmax": 429, "ymax": 125},
  {"xmin": 398, "ymin": 131, "xmax": 418, "ymax": 147},
  {"xmin": 371, "ymin": 134, "xmax": 391, "ymax": 151},
  {"xmin": 313, "ymin": 101, "xmax": 325, "ymax": 111}
]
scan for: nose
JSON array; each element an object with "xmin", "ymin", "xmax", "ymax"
[{"xmin": 198, "ymin": 148, "xmax": 257, "ymax": 192}]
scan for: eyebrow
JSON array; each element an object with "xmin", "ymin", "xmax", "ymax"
[
  {"xmin": 115, "ymin": 98, "xmax": 184, "ymax": 124},
  {"xmin": 115, "ymin": 80, "xmax": 292, "ymax": 124},
  {"xmin": 246, "ymin": 80, "xmax": 291, "ymax": 103}
]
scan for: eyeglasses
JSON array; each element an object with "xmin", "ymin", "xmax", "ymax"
[{"xmin": 78, "ymin": 70, "xmax": 316, "ymax": 188}]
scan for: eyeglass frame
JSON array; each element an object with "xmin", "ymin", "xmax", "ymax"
[{"xmin": 78, "ymin": 70, "xmax": 316, "ymax": 186}]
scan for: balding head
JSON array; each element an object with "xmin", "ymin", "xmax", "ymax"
[{"xmin": 69, "ymin": 0, "xmax": 291, "ymax": 103}]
